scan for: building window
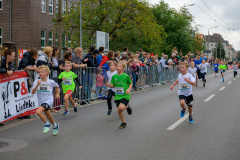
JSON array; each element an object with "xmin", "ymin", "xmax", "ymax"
[
  {"xmin": 49, "ymin": 31, "xmax": 53, "ymax": 46},
  {"xmin": 68, "ymin": 2, "xmax": 72, "ymax": 11},
  {"xmin": 49, "ymin": 0, "xmax": 53, "ymax": 15},
  {"xmin": 211, "ymin": 44, "xmax": 213, "ymax": 46},
  {"xmin": 55, "ymin": 33, "xmax": 57, "ymax": 45},
  {"xmin": 0, "ymin": 0, "xmax": 3, "ymax": 10},
  {"xmin": 0, "ymin": 28, "xmax": 2, "ymax": 47},
  {"xmin": 206, "ymin": 44, "xmax": 208, "ymax": 46},
  {"xmin": 41, "ymin": 30, "xmax": 46, "ymax": 48},
  {"xmin": 62, "ymin": 34, "xmax": 66, "ymax": 47},
  {"xmin": 62, "ymin": 0, "xmax": 66, "ymax": 14},
  {"xmin": 41, "ymin": 0, "xmax": 46, "ymax": 13},
  {"xmin": 56, "ymin": 0, "xmax": 58, "ymax": 13}
]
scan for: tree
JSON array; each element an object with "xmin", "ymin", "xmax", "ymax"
[
  {"xmin": 212, "ymin": 41, "xmax": 226, "ymax": 59},
  {"xmin": 152, "ymin": 1, "xmax": 198, "ymax": 56},
  {"xmin": 237, "ymin": 51, "xmax": 240, "ymax": 61},
  {"xmin": 55, "ymin": 0, "xmax": 166, "ymax": 53}
]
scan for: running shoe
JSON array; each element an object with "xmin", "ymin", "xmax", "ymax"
[
  {"xmin": 127, "ymin": 104, "xmax": 132, "ymax": 115},
  {"xmin": 43, "ymin": 124, "xmax": 52, "ymax": 134},
  {"xmin": 203, "ymin": 82, "xmax": 205, "ymax": 87},
  {"xmin": 73, "ymin": 103, "xmax": 78, "ymax": 113},
  {"xmin": 53, "ymin": 123, "xmax": 59, "ymax": 136},
  {"xmin": 223, "ymin": 78, "xmax": 224, "ymax": 82},
  {"xmin": 107, "ymin": 110, "xmax": 112, "ymax": 116},
  {"xmin": 119, "ymin": 122, "xmax": 127, "ymax": 129},
  {"xmin": 189, "ymin": 117, "xmax": 194, "ymax": 124},
  {"xmin": 180, "ymin": 109, "xmax": 186, "ymax": 117},
  {"xmin": 63, "ymin": 109, "xmax": 69, "ymax": 116}
]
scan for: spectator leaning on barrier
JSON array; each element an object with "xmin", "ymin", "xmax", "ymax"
[
  {"xmin": 83, "ymin": 47, "xmax": 98, "ymax": 68},
  {"xmin": 0, "ymin": 48, "xmax": 15, "ymax": 76},
  {"xmin": 138, "ymin": 48, "xmax": 143, "ymax": 59},
  {"xmin": 18, "ymin": 48, "xmax": 38, "ymax": 71},
  {"xmin": 99, "ymin": 50, "xmax": 114, "ymax": 67},
  {"xmin": 58, "ymin": 51, "xmax": 73, "ymax": 70},
  {"xmin": 37, "ymin": 46, "xmax": 56, "ymax": 70},
  {"xmin": 71, "ymin": 47, "xmax": 88, "ymax": 71},
  {"xmin": 114, "ymin": 51, "xmax": 120, "ymax": 62}
]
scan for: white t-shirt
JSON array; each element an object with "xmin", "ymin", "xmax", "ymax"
[
  {"xmin": 33, "ymin": 79, "xmax": 59, "ymax": 107},
  {"xmin": 177, "ymin": 73, "xmax": 195, "ymax": 96},
  {"xmin": 199, "ymin": 63, "xmax": 210, "ymax": 73},
  {"xmin": 188, "ymin": 67, "xmax": 197, "ymax": 78},
  {"xmin": 233, "ymin": 65, "xmax": 238, "ymax": 72},
  {"xmin": 107, "ymin": 70, "xmax": 117, "ymax": 91}
]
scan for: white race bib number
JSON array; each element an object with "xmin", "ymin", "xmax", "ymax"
[
  {"xmin": 63, "ymin": 79, "xmax": 72, "ymax": 85},
  {"xmin": 37, "ymin": 84, "xmax": 50, "ymax": 93},
  {"xmin": 202, "ymin": 67, "xmax": 206, "ymax": 71},
  {"xmin": 179, "ymin": 83, "xmax": 189, "ymax": 91},
  {"xmin": 214, "ymin": 65, "xmax": 218, "ymax": 68},
  {"xmin": 196, "ymin": 64, "xmax": 200, "ymax": 67},
  {"xmin": 115, "ymin": 87, "xmax": 124, "ymax": 95}
]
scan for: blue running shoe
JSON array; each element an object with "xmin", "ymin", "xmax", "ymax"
[
  {"xmin": 223, "ymin": 78, "xmax": 224, "ymax": 82},
  {"xmin": 73, "ymin": 103, "xmax": 78, "ymax": 113},
  {"xmin": 63, "ymin": 109, "xmax": 69, "ymax": 116},
  {"xmin": 189, "ymin": 117, "xmax": 194, "ymax": 124},
  {"xmin": 180, "ymin": 109, "xmax": 186, "ymax": 117},
  {"xmin": 107, "ymin": 110, "xmax": 112, "ymax": 116}
]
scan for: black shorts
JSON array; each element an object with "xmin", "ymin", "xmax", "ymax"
[
  {"xmin": 197, "ymin": 70, "xmax": 201, "ymax": 79},
  {"xmin": 115, "ymin": 98, "xmax": 129, "ymax": 107},
  {"xmin": 41, "ymin": 103, "xmax": 51, "ymax": 111},
  {"xmin": 179, "ymin": 95, "xmax": 194, "ymax": 107},
  {"xmin": 221, "ymin": 70, "xmax": 225, "ymax": 74},
  {"xmin": 215, "ymin": 70, "xmax": 218, "ymax": 73}
]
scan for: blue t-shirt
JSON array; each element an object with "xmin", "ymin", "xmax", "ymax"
[
  {"xmin": 200, "ymin": 57, "xmax": 207, "ymax": 61},
  {"xmin": 214, "ymin": 63, "xmax": 219, "ymax": 70},
  {"xmin": 97, "ymin": 55, "xmax": 102, "ymax": 66},
  {"xmin": 194, "ymin": 59, "xmax": 202, "ymax": 70}
]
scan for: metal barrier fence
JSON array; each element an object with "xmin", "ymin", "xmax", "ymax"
[{"xmin": 47, "ymin": 64, "xmax": 215, "ymax": 107}]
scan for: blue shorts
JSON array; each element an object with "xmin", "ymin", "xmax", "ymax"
[
  {"xmin": 221, "ymin": 70, "xmax": 225, "ymax": 74},
  {"xmin": 214, "ymin": 70, "xmax": 218, "ymax": 73}
]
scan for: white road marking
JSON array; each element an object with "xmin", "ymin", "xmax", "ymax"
[
  {"xmin": 228, "ymin": 81, "xmax": 232, "ymax": 84},
  {"xmin": 167, "ymin": 113, "xmax": 190, "ymax": 130},
  {"xmin": 219, "ymin": 86, "xmax": 226, "ymax": 91},
  {"xmin": 204, "ymin": 94, "xmax": 215, "ymax": 102}
]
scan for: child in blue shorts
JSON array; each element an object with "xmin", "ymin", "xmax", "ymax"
[{"xmin": 214, "ymin": 60, "xmax": 219, "ymax": 77}]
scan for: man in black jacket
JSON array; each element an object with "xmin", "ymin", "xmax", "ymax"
[
  {"xmin": 83, "ymin": 47, "xmax": 98, "ymax": 68},
  {"xmin": 18, "ymin": 49, "xmax": 38, "ymax": 72}
]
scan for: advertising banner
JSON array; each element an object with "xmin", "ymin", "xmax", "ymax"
[{"xmin": 0, "ymin": 71, "xmax": 38, "ymax": 123}]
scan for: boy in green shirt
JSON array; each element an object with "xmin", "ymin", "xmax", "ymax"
[
  {"xmin": 58, "ymin": 61, "xmax": 82, "ymax": 116},
  {"xmin": 218, "ymin": 61, "xmax": 228, "ymax": 82},
  {"xmin": 108, "ymin": 61, "xmax": 133, "ymax": 129}
]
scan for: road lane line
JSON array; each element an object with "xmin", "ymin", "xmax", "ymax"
[
  {"xmin": 167, "ymin": 113, "xmax": 190, "ymax": 130},
  {"xmin": 219, "ymin": 86, "xmax": 226, "ymax": 91},
  {"xmin": 228, "ymin": 81, "xmax": 232, "ymax": 84},
  {"xmin": 204, "ymin": 94, "xmax": 215, "ymax": 102}
]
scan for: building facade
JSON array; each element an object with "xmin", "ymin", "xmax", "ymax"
[{"xmin": 0, "ymin": 0, "xmax": 78, "ymax": 49}]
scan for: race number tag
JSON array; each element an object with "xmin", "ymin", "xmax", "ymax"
[
  {"xmin": 179, "ymin": 83, "xmax": 189, "ymax": 91},
  {"xmin": 214, "ymin": 65, "xmax": 218, "ymax": 68},
  {"xmin": 115, "ymin": 87, "xmax": 124, "ymax": 95},
  {"xmin": 202, "ymin": 67, "xmax": 206, "ymax": 71},
  {"xmin": 63, "ymin": 79, "xmax": 72, "ymax": 85},
  {"xmin": 196, "ymin": 64, "xmax": 200, "ymax": 67},
  {"xmin": 37, "ymin": 84, "xmax": 50, "ymax": 93}
]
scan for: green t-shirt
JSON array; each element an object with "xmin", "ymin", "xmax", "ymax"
[
  {"xmin": 111, "ymin": 73, "xmax": 132, "ymax": 100},
  {"xmin": 218, "ymin": 64, "xmax": 227, "ymax": 71},
  {"xmin": 58, "ymin": 71, "xmax": 77, "ymax": 93}
]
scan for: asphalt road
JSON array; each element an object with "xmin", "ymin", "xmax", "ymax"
[{"xmin": 1, "ymin": 71, "xmax": 240, "ymax": 160}]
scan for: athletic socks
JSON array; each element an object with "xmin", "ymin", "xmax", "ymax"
[
  {"xmin": 53, "ymin": 123, "xmax": 58, "ymax": 128},
  {"xmin": 44, "ymin": 121, "xmax": 50, "ymax": 126}
]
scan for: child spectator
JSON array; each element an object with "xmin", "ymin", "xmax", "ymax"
[{"xmin": 95, "ymin": 68, "xmax": 104, "ymax": 98}]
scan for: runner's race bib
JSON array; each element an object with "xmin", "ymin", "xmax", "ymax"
[
  {"xmin": 63, "ymin": 79, "xmax": 72, "ymax": 85},
  {"xmin": 214, "ymin": 65, "xmax": 218, "ymax": 68},
  {"xmin": 196, "ymin": 64, "xmax": 200, "ymax": 67},
  {"xmin": 115, "ymin": 87, "xmax": 124, "ymax": 95},
  {"xmin": 37, "ymin": 84, "xmax": 50, "ymax": 93},
  {"xmin": 179, "ymin": 83, "xmax": 189, "ymax": 91},
  {"xmin": 202, "ymin": 67, "xmax": 206, "ymax": 71}
]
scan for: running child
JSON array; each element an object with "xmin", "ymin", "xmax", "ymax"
[
  {"xmin": 213, "ymin": 60, "xmax": 219, "ymax": 77},
  {"xmin": 58, "ymin": 61, "xmax": 82, "ymax": 116},
  {"xmin": 233, "ymin": 61, "xmax": 238, "ymax": 79},
  {"xmin": 194, "ymin": 55, "xmax": 202, "ymax": 86},
  {"xmin": 218, "ymin": 61, "xmax": 227, "ymax": 82},
  {"xmin": 106, "ymin": 61, "xmax": 117, "ymax": 116},
  {"xmin": 187, "ymin": 61, "xmax": 198, "ymax": 87},
  {"xmin": 199, "ymin": 59, "xmax": 210, "ymax": 87},
  {"xmin": 170, "ymin": 62, "xmax": 195, "ymax": 123},
  {"xmin": 108, "ymin": 61, "xmax": 133, "ymax": 129},
  {"xmin": 32, "ymin": 65, "xmax": 60, "ymax": 135}
]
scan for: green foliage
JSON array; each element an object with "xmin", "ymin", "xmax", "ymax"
[
  {"xmin": 53, "ymin": 0, "xmax": 202, "ymax": 55},
  {"xmin": 212, "ymin": 41, "xmax": 226, "ymax": 59}
]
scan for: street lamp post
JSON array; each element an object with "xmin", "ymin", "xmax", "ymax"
[
  {"xmin": 80, "ymin": 0, "xmax": 82, "ymax": 48},
  {"xmin": 208, "ymin": 26, "xmax": 218, "ymax": 57}
]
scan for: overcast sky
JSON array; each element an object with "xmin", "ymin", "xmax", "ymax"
[{"xmin": 149, "ymin": 0, "xmax": 240, "ymax": 50}]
